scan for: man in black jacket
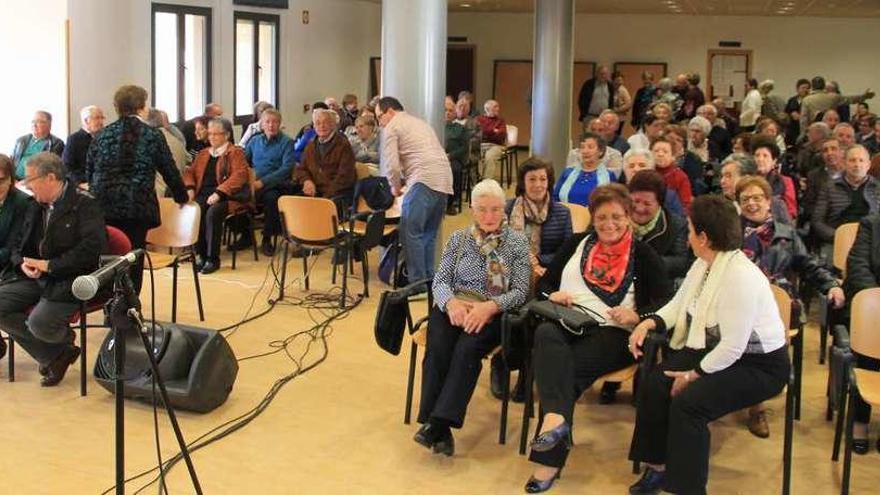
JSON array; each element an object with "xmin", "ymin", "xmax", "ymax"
[
  {"xmin": 577, "ymin": 65, "xmax": 614, "ymax": 134},
  {"xmin": 62, "ymin": 105, "xmax": 105, "ymax": 185},
  {"xmin": 0, "ymin": 152, "xmax": 106, "ymax": 386}
]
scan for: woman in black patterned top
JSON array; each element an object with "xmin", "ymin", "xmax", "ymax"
[{"xmin": 413, "ymin": 179, "xmax": 530, "ymax": 458}]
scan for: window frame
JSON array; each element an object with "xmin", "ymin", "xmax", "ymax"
[
  {"xmin": 151, "ymin": 3, "xmax": 214, "ymax": 124},
  {"xmin": 233, "ymin": 11, "xmax": 281, "ymax": 125}
]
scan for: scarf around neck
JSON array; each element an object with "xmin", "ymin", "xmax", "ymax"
[
  {"xmin": 633, "ymin": 209, "xmax": 663, "ymax": 239},
  {"xmin": 471, "ymin": 222, "xmax": 509, "ymax": 297},
  {"xmin": 581, "ymin": 228, "xmax": 635, "ymax": 306},
  {"xmin": 508, "ymin": 194, "xmax": 549, "ymax": 258},
  {"xmin": 742, "ymin": 217, "xmax": 775, "ymax": 271}
]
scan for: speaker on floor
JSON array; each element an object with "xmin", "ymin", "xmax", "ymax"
[{"xmin": 94, "ymin": 322, "xmax": 238, "ymax": 413}]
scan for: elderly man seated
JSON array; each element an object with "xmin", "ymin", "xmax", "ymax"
[
  {"xmin": 476, "ymin": 99, "xmax": 508, "ymax": 181},
  {"xmin": 347, "ymin": 115, "xmax": 380, "ymax": 173},
  {"xmin": 181, "ymin": 102, "xmax": 223, "ymax": 151},
  {"xmin": 599, "ymin": 110, "xmax": 630, "ymax": 154},
  {"xmin": 294, "ymin": 108, "xmax": 356, "ymax": 201},
  {"xmin": 0, "ymin": 152, "xmax": 106, "ymax": 386},
  {"xmin": 244, "ymin": 108, "xmax": 297, "ymax": 256},
  {"xmin": 12, "ymin": 111, "xmax": 65, "ymax": 179},
  {"xmin": 63, "ymin": 106, "xmax": 105, "ymax": 185}
]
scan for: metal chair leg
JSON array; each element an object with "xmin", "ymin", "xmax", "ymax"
[
  {"xmin": 279, "ymin": 242, "xmax": 289, "ymax": 301},
  {"xmin": 171, "ymin": 262, "xmax": 179, "ymax": 323},
  {"xmin": 80, "ymin": 314, "xmax": 87, "ymax": 397},
  {"xmin": 7, "ymin": 336, "xmax": 14, "ymax": 382},
  {"xmin": 499, "ymin": 357, "xmax": 509, "ymax": 445},
  {"xmin": 841, "ymin": 382, "xmax": 856, "ymax": 495},
  {"xmin": 519, "ymin": 352, "xmax": 534, "ymax": 456},
  {"xmin": 832, "ymin": 378, "xmax": 848, "ymax": 461},
  {"xmin": 783, "ymin": 380, "xmax": 794, "ymax": 495},
  {"xmin": 404, "ymin": 341, "xmax": 418, "ymax": 424}
]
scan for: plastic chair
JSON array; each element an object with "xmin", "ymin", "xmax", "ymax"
[
  {"xmin": 6, "ymin": 226, "xmax": 132, "ymax": 396},
  {"xmin": 830, "ymin": 287, "xmax": 880, "ymax": 494},
  {"xmin": 770, "ymin": 284, "xmax": 797, "ymax": 494},
  {"xmin": 277, "ymin": 195, "xmax": 356, "ymax": 308},
  {"xmin": 223, "ymin": 167, "xmax": 259, "ymax": 270},
  {"xmin": 499, "ymin": 124, "xmax": 519, "ymax": 189},
  {"xmin": 818, "ymin": 222, "xmax": 860, "ymax": 364},
  {"xmin": 145, "ymin": 198, "xmax": 204, "ymax": 322},
  {"xmin": 560, "ymin": 202, "xmax": 591, "ymax": 233}
]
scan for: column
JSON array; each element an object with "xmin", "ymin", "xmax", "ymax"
[
  {"xmin": 530, "ymin": 0, "xmax": 574, "ymax": 175},
  {"xmin": 381, "ymin": 0, "xmax": 447, "ymax": 137}
]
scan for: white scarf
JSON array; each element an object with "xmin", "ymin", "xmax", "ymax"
[{"xmin": 669, "ymin": 249, "xmax": 741, "ymax": 350}]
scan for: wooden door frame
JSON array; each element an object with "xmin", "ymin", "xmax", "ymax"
[
  {"xmin": 448, "ymin": 43, "xmax": 477, "ymax": 100},
  {"xmin": 706, "ymin": 49, "xmax": 753, "ymax": 102}
]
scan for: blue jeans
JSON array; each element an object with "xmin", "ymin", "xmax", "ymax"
[{"xmin": 399, "ymin": 182, "xmax": 447, "ymax": 281}]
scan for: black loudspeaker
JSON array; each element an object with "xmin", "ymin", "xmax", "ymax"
[{"xmin": 94, "ymin": 322, "xmax": 238, "ymax": 413}]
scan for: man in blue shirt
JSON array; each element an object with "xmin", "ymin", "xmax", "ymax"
[
  {"xmin": 244, "ymin": 108, "xmax": 298, "ymax": 256},
  {"xmin": 11, "ymin": 111, "xmax": 65, "ymax": 179}
]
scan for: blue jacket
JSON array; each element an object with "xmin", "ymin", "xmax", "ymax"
[
  {"xmin": 293, "ymin": 128, "xmax": 316, "ymax": 164},
  {"xmin": 245, "ymin": 132, "xmax": 296, "ymax": 189},
  {"xmin": 505, "ymin": 199, "xmax": 573, "ymax": 267}
]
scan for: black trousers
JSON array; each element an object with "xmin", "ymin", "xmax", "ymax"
[
  {"xmin": 195, "ymin": 199, "xmax": 228, "ymax": 261},
  {"xmin": 854, "ymin": 351, "xmax": 880, "ymax": 423},
  {"xmin": 417, "ymin": 306, "xmax": 501, "ymax": 429},
  {"xmin": 628, "ymin": 347, "xmax": 789, "ymax": 495},
  {"xmin": 529, "ymin": 323, "xmax": 634, "ymax": 468},
  {"xmin": 107, "ymin": 218, "xmax": 149, "ymax": 294},
  {"xmin": 256, "ymin": 181, "xmax": 301, "ymax": 237}
]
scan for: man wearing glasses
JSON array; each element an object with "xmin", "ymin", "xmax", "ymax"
[
  {"xmin": 11, "ymin": 111, "xmax": 65, "ymax": 179},
  {"xmin": 0, "ymin": 152, "xmax": 106, "ymax": 387}
]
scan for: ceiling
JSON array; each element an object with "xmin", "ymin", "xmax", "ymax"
[{"xmin": 418, "ymin": 0, "xmax": 880, "ymax": 17}]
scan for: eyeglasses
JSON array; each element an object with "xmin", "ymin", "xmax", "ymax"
[
  {"xmin": 739, "ymin": 194, "xmax": 767, "ymax": 204},
  {"xmin": 473, "ymin": 206, "xmax": 504, "ymax": 216}
]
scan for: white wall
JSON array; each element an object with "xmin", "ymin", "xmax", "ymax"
[
  {"xmin": 0, "ymin": 0, "xmax": 69, "ymax": 150},
  {"xmin": 67, "ymin": 0, "xmax": 381, "ymax": 134},
  {"xmin": 450, "ymin": 12, "xmax": 880, "ymax": 108}
]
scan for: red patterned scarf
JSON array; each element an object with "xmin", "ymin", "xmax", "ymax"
[{"xmin": 583, "ymin": 228, "xmax": 633, "ymax": 295}]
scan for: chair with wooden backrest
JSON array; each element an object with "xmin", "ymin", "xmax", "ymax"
[
  {"xmin": 819, "ymin": 222, "xmax": 861, "ymax": 364},
  {"xmin": 499, "ymin": 124, "xmax": 519, "ymax": 189},
  {"xmin": 560, "ymin": 202, "xmax": 591, "ymax": 233},
  {"xmin": 6, "ymin": 226, "xmax": 131, "ymax": 396},
  {"xmin": 223, "ymin": 167, "xmax": 259, "ymax": 270},
  {"xmin": 277, "ymin": 195, "xmax": 356, "ymax": 308},
  {"xmin": 832, "ymin": 287, "xmax": 880, "ymax": 494},
  {"xmin": 769, "ymin": 283, "xmax": 796, "ymax": 495},
  {"xmin": 145, "ymin": 198, "xmax": 204, "ymax": 323}
]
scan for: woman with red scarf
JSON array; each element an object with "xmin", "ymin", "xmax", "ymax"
[{"xmin": 522, "ymin": 184, "xmax": 673, "ymax": 493}]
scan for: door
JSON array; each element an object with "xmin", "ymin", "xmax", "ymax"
[
  {"xmin": 613, "ymin": 62, "xmax": 668, "ymax": 137},
  {"xmin": 707, "ymin": 50, "xmax": 752, "ymax": 117},
  {"xmin": 447, "ymin": 45, "xmax": 476, "ymax": 101}
]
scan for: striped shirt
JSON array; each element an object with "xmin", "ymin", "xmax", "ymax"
[{"xmin": 380, "ymin": 111, "xmax": 453, "ymax": 195}]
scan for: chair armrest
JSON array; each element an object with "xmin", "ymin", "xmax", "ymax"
[
  {"xmin": 636, "ymin": 330, "xmax": 669, "ymax": 403},
  {"xmin": 392, "ymin": 278, "xmax": 432, "ymax": 299},
  {"xmin": 412, "ymin": 315, "xmax": 429, "ymax": 334},
  {"xmin": 832, "ymin": 324, "xmax": 851, "ymax": 350},
  {"xmin": 501, "ymin": 307, "xmax": 531, "ymax": 369}
]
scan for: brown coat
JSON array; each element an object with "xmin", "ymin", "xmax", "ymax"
[
  {"xmin": 295, "ymin": 132, "xmax": 356, "ymax": 199},
  {"xmin": 184, "ymin": 145, "xmax": 252, "ymax": 215}
]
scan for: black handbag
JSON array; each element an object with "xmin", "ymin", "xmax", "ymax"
[
  {"xmin": 527, "ymin": 299, "xmax": 604, "ymax": 336},
  {"xmin": 374, "ymin": 279, "xmax": 431, "ymax": 355}
]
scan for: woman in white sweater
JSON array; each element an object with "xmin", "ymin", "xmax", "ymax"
[{"xmin": 626, "ymin": 194, "xmax": 790, "ymax": 495}]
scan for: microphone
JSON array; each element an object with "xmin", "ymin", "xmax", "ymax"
[{"xmin": 72, "ymin": 249, "xmax": 144, "ymax": 301}]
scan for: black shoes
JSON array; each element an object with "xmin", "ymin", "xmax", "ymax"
[
  {"xmin": 530, "ymin": 421, "xmax": 572, "ymax": 453},
  {"xmin": 852, "ymin": 438, "xmax": 869, "ymax": 455},
  {"xmin": 41, "ymin": 345, "xmax": 80, "ymax": 387},
  {"xmin": 599, "ymin": 381, "xmax": 620, "ymax": 405},
  {"xmin": 490, "ymin": 354, "xmax": 507, "ymax": 400},
  {"xmin": 413, "ymin": 423, "xmax": 455, "ymax": 457},
  {"xmin": 229, "ymin": 234, "xmax": 253, "ymax": 252},
  {"xmin": 261, "ymin": 238, "xmax": 275, "ymax": 257},
  {"xmin": 200, "ymin": 259, "xmax": 220, "ymax": 274},
  {"xmin": 629, "ymin": 467, "xmax": 666, "ymax": 495},
  {"xmin": 524, "ymin": 470, "xmax": 560, "ymax": 493}
]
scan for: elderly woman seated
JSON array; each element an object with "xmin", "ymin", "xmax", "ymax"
[
  {"xmin": 347, "ymin": 114, "xmax": 380, "ymax": 173},
  {"xmin": 620, "ymin": 148, "xmax": 685, "ymax": 216},
  {"xmin": 627, "ymin": 195, "xmax": 790, "ymax": 495},
  {"xmin": 184, "ymin": 118, "xmax": 252, "ymax": 274},
  {"xmin": 294, "ymin": 108, "xmax": 357, "ymax": 202},
  {"xmin": 554, "ymin": 132, "xmax": 617, "ymax": 207},
  {"xmin": 628, "ymin": 170, "xmax": 690, "ymax": 279},
  {"xmin": 415, "ymin": 179, "xmax": 530, "ymax": 457},
  {"xmin": 238, "ymin": 101, "xmax": 274, "ymax": 148},
  {"xmin": 0, "ymin": 154, "xmax": 30, "ymax": 359},
  {"xmin": 735, "ymin": 175, "xmax": 844, "ymax": 438},
  {"xmin": 752, "ymin": 137, "xmax": 797, "ymax": 220},
  {"xmin": 523, "ymin": 184, "xmax": 673, "ymax": 493}
]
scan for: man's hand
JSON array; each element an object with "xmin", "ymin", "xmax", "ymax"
[
  {"xmin": 303, "ymin": 180, "xmax": 317, "ymax": 197},
  {"xmin": 462, "ymin": 300, "xmax": 500, "ymax": 334},
  {"xmin": 21, "ymin": 258, "xmax": 49, "ymax": 278},
  {"xmin": 207, "ymin": 192, "xmax": 221, "ymax": 205},
  {"xmin": 828, "ymin": 287, "xmax": 846, "ymax": 309},
  {"xmin": 446, "ymin": 298, "xmax": 473, "ymax": 327},
  {"xmin": 253, "ymin": 179, "xmax": 264, "ymax": 191}
]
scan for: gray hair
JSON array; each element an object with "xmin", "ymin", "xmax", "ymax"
[
  {"xmin": 143, "ymin": 108, "xmax": 163, "ymax": 128},
  {"xmin": 483, "ymin": 99, "xmax": 498, "ymax": 113},
  {"xmin": 34, "ymin": 110, "xmax": 52, "ymax": 123},
  {"xmin": 721, "ymin": 152, "xmax": 757, "ymax": 176},
  {"xmin": 354, "ymin": 114, "xmax": 376, "ymax": 129},
  {"xmin": 657, "ymin": 77, "xmax": 674, "ymax": 92},
  {"xmin": 312, "ymin": 108, "xmax": 339, "ymax": 127},
  {"xmin": 697, "ymin": 104, "xmax": 717, "ymax": 117},
  {"xmin": 846, "ymin": 144, "xmax": 870, "ymax": 160},
  {"xmin": 688, "ymin": 116, "xmax": 712, "ymax": 135},
  {"xmin": 599, "ymin": 109, "xmax": 619, "ymax": 122},
  {"xmin": 833, "ymin": 122, "xmax": 855, "ymax": 134},
  {"xmin": 808, "ymin": 122, "xmax": 832, "ymax": 139},
  {"xmin": 471, "ymin": 179, "xmax": 506, "ymax": 205},
  {"xmin": 623, "ymin": 148, "xmax": 655, "ymax": 168},
  {"xmin": 758, "ymin": 79, "xmax": 775, "ymax": 93},
  {"xmin": 79, "ymin": 105, "xmax": 100, "ymax": 125},
  {"xmin": 26, "ymin": 151, "xmax": 66, "ymax": 180}
]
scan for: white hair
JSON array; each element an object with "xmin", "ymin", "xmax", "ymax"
[
  {"xmin": 471, "ymin": 179, "xmax": 506, "ymax": 205},
  {"xmin": 312, "ymin": 108, "xmax": 340, "ymax": 127},
  {"xmin": 688, "ymin": 116, "xmax": 712, "ymax": 135},
  {"xmin": 80, "ymin": 105, "xmax": 100, "ymax": 125},
  {"xmin": 483, "ymin": 99, "xmax": 498, "ymax": 113},
  {"xmin": 599, "ymin": 109, "xmax": 619, "ymax": 122},
  {"xmin": 833, "ymin": 122, "xmax": 855, "ymax": 133},
  {"xmin": 623, "ymin": 148, "xmax": 655, "ymax": 168}
]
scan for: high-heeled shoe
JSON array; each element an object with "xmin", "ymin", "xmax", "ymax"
[
  {"xmin": 529, "ymin": 422, "xmax": 571, "ymax": 453},
  {"xmin": 524, "ymin": 470, "xmax": 560, "ymax": 493}
]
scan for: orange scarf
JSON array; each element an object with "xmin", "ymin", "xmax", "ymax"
[{"xmin": 583, "ymin": 228, "xmax": 633, "ymax": 297}]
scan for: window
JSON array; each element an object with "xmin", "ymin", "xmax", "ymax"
[
  {"xmin": 234, "ymin": 12, "xmax": 280, "ymax": 124},
  {"xmin": 152, "ymin": 4, "xmax": 213, "ymax": 123}
]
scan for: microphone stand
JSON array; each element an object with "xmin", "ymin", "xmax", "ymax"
[{"xmin": 108, "ymin": 270, "xmax": 202, "ymax": 494}]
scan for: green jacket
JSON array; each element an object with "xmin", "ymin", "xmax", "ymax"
[
  {"xmin": 444, "ymin": 122, "xmax": 469, "ymax": 168},
  {"xmin": 0, "ymin": 187, "xmax": 32, "ymax": 269}
]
